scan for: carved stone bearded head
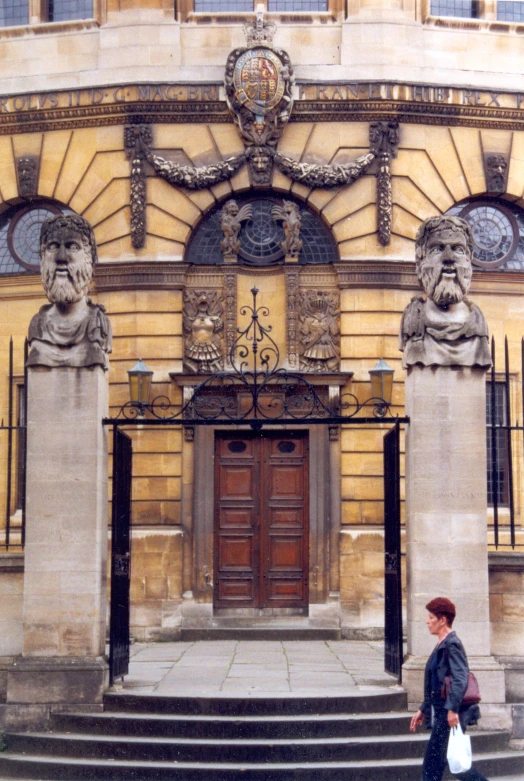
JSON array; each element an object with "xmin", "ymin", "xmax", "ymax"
[
  {"xmin": 40, "ymin": 215, "xmax": 97, "ymax": 305},
  {"xmin": 415, "ymin": 216, "xmax": 474, "ymax": 308}
]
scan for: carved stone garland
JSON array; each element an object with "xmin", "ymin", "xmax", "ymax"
[
  {"xmin": 124, "ymin": 124, "xmax": 152, "ymax": 249},
  {"xmin": 123, "ymin": 13, "xmax": 400, "ymax": 248}
]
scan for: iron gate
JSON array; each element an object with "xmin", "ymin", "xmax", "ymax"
[
  {"xmin": 109, "ymin": 427, "xmax": 133, "ymax": 685},
  {"xmin": 384, "ymin": 422, "xmax": 402, "ymax": 681}
]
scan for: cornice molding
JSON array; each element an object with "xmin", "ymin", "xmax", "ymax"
[
  {"xmin": 92, "ymin": 259, "xmax": 524, "ymax": 295},
  {"xmin": 1, "ymin": 80, "xmax": 524, "ymax": 134}
]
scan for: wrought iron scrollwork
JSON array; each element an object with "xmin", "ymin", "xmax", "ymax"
[{"xmin": 109, "ymin": 287, "xmax": 400, "ymax": 428}]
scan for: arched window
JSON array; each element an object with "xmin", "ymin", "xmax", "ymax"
[
  {"xmin": 0, "ymin": 200, "xmax": 76, "ymax": 276},
  {"xmin": 445, "ymin": 198, "xmax": 524, "ymax": 271},
  {"xmin": 185, "ymin": 195, "xmax": 338, "ymax": 266}
]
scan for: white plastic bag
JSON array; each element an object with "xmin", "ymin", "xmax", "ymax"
[{"xmin": 447, "ymin": 723, "xmax": 472, "ymax": 774}]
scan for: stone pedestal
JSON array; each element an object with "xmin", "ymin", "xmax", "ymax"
[
  {"xmin": 403, "ymin": 365, "xmax": 506, "ymax": 728},
  {"xmin": 6, "ymin": 366, "xmax": 109, "ymax": 728}
]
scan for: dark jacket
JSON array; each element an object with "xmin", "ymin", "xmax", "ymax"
[{"xmin": 420, "ymin": 631, "xmax": 481, "ymax": 730}]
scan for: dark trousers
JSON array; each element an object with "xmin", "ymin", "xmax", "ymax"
[{"xmin": 423, "ymin": 704, "xmax": 489, "ymax": 781}]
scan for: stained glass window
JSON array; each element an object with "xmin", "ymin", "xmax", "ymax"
[
  {"xmin": 268, "ymin": 0, "xmax": 328, "ymax": 10},
  {"xmin": 48, "ymin": 0, "xmax": 94, "ymax": 21},
  {"xmin": 497, "ymin": 1, "xmax": 524, "ymax": 22},
  {"xmin": 0, "ymin": 0, "xmax": 29, "ymax": 27},
  {"xmin": 185, "ymin": 196, "xmax": 338, "ymax": 266},
  {"xmin": 446, "ymin": 199, "xmax": 524, "ymax": 271},
  {"xmin": 194, "ymin": 0, "xmax": 253, "ymax": 11},
  {"xmin": 430, "ymin": 0, "xmax": 479, "ymax": 17},
  {"xmin": 0, "ymin": 202, "xmax": 75, "ymax": 276}
]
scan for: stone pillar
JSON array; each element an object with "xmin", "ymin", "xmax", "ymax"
[
  {"xmin": 6, "ymin": 366, "xmax": 108, "ymax": 728},
  {"xmin": 402, "ymin": 365, "xmax": 507, "ymax": 728}
]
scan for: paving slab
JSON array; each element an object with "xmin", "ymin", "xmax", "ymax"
[{"xmin": 115, "ymin": 640, "xmax": 400, "ymax": 697}]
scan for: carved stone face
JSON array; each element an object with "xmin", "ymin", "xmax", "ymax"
[
  {"xmin": 417, "ymin": 227, "xmax": 472, "ymax": 308},
  {"xmin": 41, "ymin": 227, "xmax": 93, "ymax": 305}
]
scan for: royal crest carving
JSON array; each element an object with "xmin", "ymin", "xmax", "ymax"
[
  {"xmin": 243, "ymin": 9, "xmax": 277, "ymax": 47},
  {"xmin": 220, "ymin": 200, "xmax": 253, "ymax": 259},
  {"xmin": 272, "ymin": 200, "xmax": 302, "ymax": 257},
  {"xmin": 183, "ymin": 290, "xmax": 224, "ymax": 373},
  {"xmin": 299, "ymin": 290, "xmax": 340, "ymax": 372},
  {"xmin": 225, "ymin": 14, "xmax": 294, "ymax": 187},
  {"xmin": 17, "ymin": 157, "xmax": 38, "ymax": 198},
  {"xmin": 485, "ymin": 153, "xmax": 508, "ymax": 193}
]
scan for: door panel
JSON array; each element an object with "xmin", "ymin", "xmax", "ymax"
[{"xmin": 214, "ymin": 432, "xmax": 308, "ymax": 609}]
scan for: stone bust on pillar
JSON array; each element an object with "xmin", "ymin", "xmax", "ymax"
[
  {"xmin": 399, "ymin": 216, "xmax": 491, "ymax": 369},
  {"xmin": 27, "ymin": 214, "xmax": 112, "ymax": 369}
]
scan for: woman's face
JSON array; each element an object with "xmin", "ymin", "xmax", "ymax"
[{"xmin": 426, "ymin": 611, "xmax": 448, "ymax": 635}]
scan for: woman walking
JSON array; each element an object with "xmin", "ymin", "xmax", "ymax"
[{"xmin": 410, "ymin": 597, "xmax": 490, "ymax": 781}]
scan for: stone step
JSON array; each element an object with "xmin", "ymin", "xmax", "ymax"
[
  {"xmin": 0, "ymin": 750, "xmax": 523, "ymax": 781},
  {"xmin": 5, "ymin": 729, "xmax": 509, "ymax": 764},
  {"xmin": 103, "ymin": 690, "xmax": 407, "ymax": 715},
  {"xmin": 51, "ymin": 710, "xmax": 414, "ymax": 739}
]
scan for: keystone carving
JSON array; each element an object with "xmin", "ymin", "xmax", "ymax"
[
  {"xmin": 485, "ymin": 153, "xmax": 508, "ymax": 193},
  {"xmin": 183, "ymin": 290, "xmax": 224, "ymax": 373},
  {"xmin": 17, "ymin": 157, "xmax": 38, "ymax": 198},
  {"xmin": 27, "ymin": 214, "xmax": 112, "ymax": 369},
  {"xmin": 299, "ymin": 290, "xmax": 340, "ymax": 372}
]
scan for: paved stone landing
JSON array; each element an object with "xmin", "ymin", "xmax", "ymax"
[{"xmin": 118, "ymin": 639, "xmax": 399, "ymax": 696}]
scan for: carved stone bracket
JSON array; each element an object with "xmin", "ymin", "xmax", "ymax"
[
  {"xmin": 223, "ymin": 267, "xmax": 237, "ymax": 368},
  {"xmin": 16, "ymin": 156, "xmax": 39, "ymax": 198},
  {"xmin": 285, "ymin": 267, "xmax": 299, "ymax": 369},
  {"xmin": 485, "ymin": 153, "xmax": 508, "ymax": 193},
  {"xmin": 124, "ymin": 124, "xmax": 152, "ymax": 250}
]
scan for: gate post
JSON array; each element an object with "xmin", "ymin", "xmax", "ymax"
[
  {"xmin": 400, "ymin": 216, "xmax": 507, "ymax": 729},
  {"xmin": 5, "ymin": 215, "xmax": 111, "ymax": 729}
]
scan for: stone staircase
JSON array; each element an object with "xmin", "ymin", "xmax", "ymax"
[{"xmin": 1, "ymin": 690, "xmax": 523, "ymax": 780}]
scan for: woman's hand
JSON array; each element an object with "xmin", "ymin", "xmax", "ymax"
[
  {"xmin": 410, "ymin": 710, "xmax": 424, "ymax": 732},
  {"xmin": 447, "ymin": 710, "xmax": 459, "ymax": 728}
]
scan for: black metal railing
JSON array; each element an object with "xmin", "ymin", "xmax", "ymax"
[
  {"xmin": 487, "ymin": 336, "xmax": 524, "ymax": 550},
  {"xmin": 1, "ymin": 338, "xmax": 27, "ymax": 552}
]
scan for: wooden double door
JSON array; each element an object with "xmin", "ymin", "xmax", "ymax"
[{"xmin": 214, "ymin": 432, "xmax": 309, "ymax": 609}]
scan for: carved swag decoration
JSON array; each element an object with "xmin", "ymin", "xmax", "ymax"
[
  {"xmin": 299, "ymin": 290, "xmax": 340, "ymax": 372},
  {"xmin": 183, "ymin": 289, "xmax": 225, "ymax": 373},
  {"xmin": 124, "ymin": 12, "xmax": 400, "ymax": 248}
]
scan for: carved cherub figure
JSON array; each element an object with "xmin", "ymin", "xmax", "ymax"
[
  {"xmin": 272, "ymin": 200, "xmax": 303, "ymax": 257},
  {"xmin": 220, "ymin": 200, "xmax": 253, "ymax": 258},
  {"xmin": 183, "ymin": 291, "xmax": 224, "ymax": 373},
  {"xmin": 399, "ymin": 216, "xmax": 492, "ymax": 369},
  {"xmin": 27, "ymin": 215, "xmax": 111, "ymax": 369}
]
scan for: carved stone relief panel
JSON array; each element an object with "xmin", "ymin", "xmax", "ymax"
[
  {"xmin": 296, "ymin": 267, "xmax": 340, "ymax": 373},
  {"xmin": 183, "ymin": 270, "xmax": 225, "ymax": 374}
]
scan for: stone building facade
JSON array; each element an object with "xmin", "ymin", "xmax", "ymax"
[{"xmin": 0, "ymin": 0, "xmax": 523, "ymax": 712}]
